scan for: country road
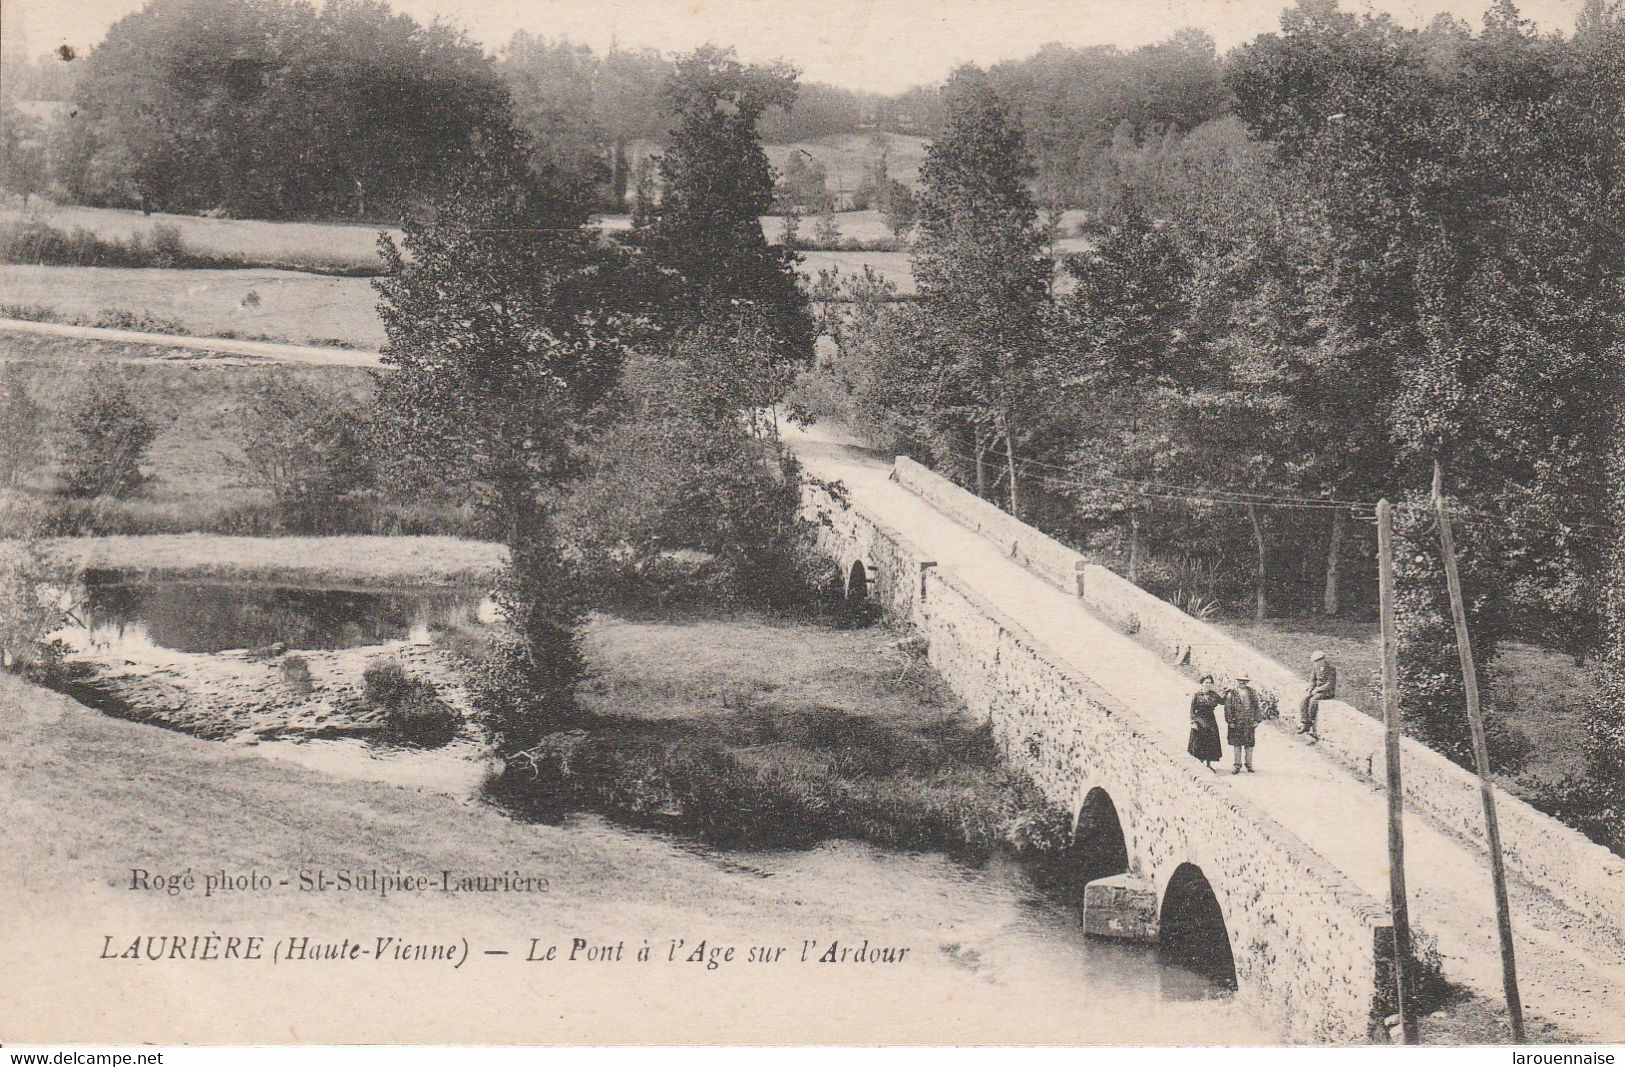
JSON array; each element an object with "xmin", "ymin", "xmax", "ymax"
[
  {"xmin": 785, "ymin": 422, "xmax": 1625, "ymax": 1042},
  {"xmin": 0, "ymin": 316, "xmax": 385, "ymax": 368}
]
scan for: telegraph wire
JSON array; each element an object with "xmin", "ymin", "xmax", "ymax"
[{"xmin": 914, "ymin": 441, "xmax": 1619, "ymax": 543}]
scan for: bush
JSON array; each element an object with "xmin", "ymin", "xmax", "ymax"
[
  {"xmin": 58, "ymin": 376, "xmax": 159, "ymax": 499},
  {"xmin": 90, "ymin": 308, "xmax": 186, "ymax": 334},
  {"xmin": 471, "ymin": 523, "xmax": 586, "ymax": 754},
  {"xmin": 494, "ymin": 706, "xmax": 1075, "ymax": 857},
  {"xmin": 237, "ymin": 370, "xmax": 375, "ymax": 530},
  {"xmin": 0, "ymin": 534, "xmax": 73, "ymax": 681},
  {"xmin": 280, "ymin": 654, "xmax": 313, "ymax": 696},
  {"xmin": 0, "ymin": 219, "xmax": 200, "ymax": 268},
  {"xmin": 0, "ymin": 363, "xmax": 46, "ymax": 490},
  {"xmin": 361, "ymin": 659, "xmax": 459, "ymax": 748}
]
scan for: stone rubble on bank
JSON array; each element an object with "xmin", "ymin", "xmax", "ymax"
[{"xmin": 64, "ymin": 638, "xmax": 477, "ymax": 745}]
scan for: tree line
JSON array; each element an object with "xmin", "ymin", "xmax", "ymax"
[{"xmin": 3, "ymin": 0, "xmax": 1244, "ymax": 221}]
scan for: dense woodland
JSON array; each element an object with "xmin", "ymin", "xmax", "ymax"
[
  {"xmin": 811, "ymin": 2, "xmax": 1625, "ymax": 848},
  {"xmin": 1, "ymin": 0, "xmax": 1245, "ymax": 216},
  {"xmin": 1, "ymin": 0, "xmax": 1622, "ymax": 853}
]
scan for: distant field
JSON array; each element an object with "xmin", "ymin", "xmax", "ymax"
[
  {"xmin": 3, "ymin": 239, "xmax": 915, "ymax": 324},
  {"xmin": 800, "ymin": 249, "xmax": 916, "ymax": 295},
  {"xmin": 0, "ymin": 264, "xmax": 385, "ymax": 349},
  {"xmin": 1, "ymin": 202, "xmax": 395, "ymax": 274},
  {"xmin": 763, "ymin": 132, "xmax": 931, "ymax": 193}
]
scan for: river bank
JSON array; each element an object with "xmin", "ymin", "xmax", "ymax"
[
  {"xmin": 47, "ymin": 533, "xmax": 505, "ymax": 587},
  {"xmin": 0, "ymin": 670, "xmax": 1283, "ymax": 1045}
]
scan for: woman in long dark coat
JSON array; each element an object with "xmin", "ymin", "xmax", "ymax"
[{"xmin": 1188, "ymin": 674, "xmax": 1223, "ymax": 771}]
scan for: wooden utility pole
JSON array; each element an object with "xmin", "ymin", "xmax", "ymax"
[
  {"xmin": 1377, "ymin": 499, "xmax": 1419, "ymax": 1044},
  {"xmin": 1431, "ymin": 462, "xmax": 1526, "ymax": 1041}
]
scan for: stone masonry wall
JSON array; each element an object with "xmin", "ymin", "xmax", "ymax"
[
  {"xmin": 805, "ymin": 476, "xmax": 1390, "ymax": 1041},
  {"xmin": 919, "ymin": 566, "xmax": 1389, "ymax": 1043},
  {"xmin": 804, "ymin": 481, "xmax": 935, "ymax": 625},
  {"xmin": 893, "ymin": 457, "xmax": 1086, "ymax": 595},
  {"xmin": 892, "ymin": 458, "xmax": 1625, "ymax": 929}
]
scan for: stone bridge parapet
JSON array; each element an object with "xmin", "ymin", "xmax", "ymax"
[
  {"xmin": 889, "ymin": 456, "xmax": 1625, "ymax": 933},
  {"xmin": 805, "ymin": 474, "xmax": 1394, "ymax": 1042}
]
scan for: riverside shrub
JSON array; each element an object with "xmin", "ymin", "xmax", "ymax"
[
  {"xmin": 362, "ymin": 660, "xmax": 459, "ymax": 748},
  {"xmin": 58, "ymin": 377, "xmax": 158, "ymax": 499}
]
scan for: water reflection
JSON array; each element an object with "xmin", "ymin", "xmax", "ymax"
[
  {"xmin": 557, "ymin": 815, "xmax": 1278, "ymax": 1043},
  {"xmin": 64, "ymin": 581, "xmax": 491, "ymax": 655}
]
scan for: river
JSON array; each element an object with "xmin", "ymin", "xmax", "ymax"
[{"xmin": 50, "ymin": 576, "xmax": 1280, "ymax": 1043}]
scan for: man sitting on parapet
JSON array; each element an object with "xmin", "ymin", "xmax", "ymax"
[
  {"xmin": 1224, "ymin": 674, "xmax": 1262, "ymax": 775},
  {"xmin": 1298, "ymin": 650, "xmax": 1336, "ymax": 744}
]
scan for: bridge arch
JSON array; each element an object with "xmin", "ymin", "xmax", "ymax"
[
  {"xmin": 1158, "ymin": 862, "xmax": 1238, "ymax": 989},
  {"xmin": 846, "ymin": 560, "xmax": 869, "ymax": 605},
  {"xmin": 1072, "ymin": 786, "xmax": 1130, "ymax": 884}
]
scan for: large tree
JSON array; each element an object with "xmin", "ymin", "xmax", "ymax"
[
  {"xmin": 55, "ymin": 0, "xmax": 509, "ymax": 218},
  {"xmin": 1226, "ymin": 0, "xmax": 1624, "ymax": 758},
  {"xmin": 371, "ymin": 129, "xmax": 642, "ymax": 745},
  {"xmin": 638, "ymin": 46, "xmax": 814, "ymax": 374},
  {"xmin": 909, "ymin": 64, "xmax": 1051, "ymax": 516},
  {"xmin": 372, "ymin": 132, "xmax": 632, "ymax": 541}
]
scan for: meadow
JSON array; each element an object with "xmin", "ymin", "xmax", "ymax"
[
  {"xmin": 761, "ymin": 132, "xmax": 932, "ymax": 193},
  {"xmin": 0, "ymin": 203, "xmax": 394, "ymax": 274},
  {"xmin": 0, "ymin": 345, "xmax": 407, "ymax": 536},
  {"xmin": 1, "ymin": 264, "xmax": 386, "ymax": 349},
  {"xmin": 3, "ymin": 208, "xmax": 920, "ymax": 344}
]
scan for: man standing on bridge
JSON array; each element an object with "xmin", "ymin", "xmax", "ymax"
[
  {"xmin": 1298, "ymin": 650, "xmax": 1336, "ymax": 743},
  {"xmin": 1224, "ymin": 674, "xmax": 1262, "ymax": 774}
]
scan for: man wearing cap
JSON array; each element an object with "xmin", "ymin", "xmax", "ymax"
[
  {"xmin": 1298, "ymin": 651, "xmax": 1336, "ymax": 743},
  {"xmin": 1223, "ymin": 674, "xmax": 1262, "ymax": 774}
]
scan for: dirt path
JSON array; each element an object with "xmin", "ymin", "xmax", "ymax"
[
  {"xmin": 0, "ymin": 316, "xmax": 383, "ymax": 368},
  {"xmin": 786, "ymin": 424, "xmax": 1625, "ymax": 1043}
]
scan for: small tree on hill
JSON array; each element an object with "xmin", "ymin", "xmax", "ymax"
[
  {"xmin": 1392, "ymin": 488, "xmax": 1524, "ymax": 770},
  {"xmin": 879, "ymin": 178, "xmax": 917, "ymax": 240},
  {"xmin": 812, "ymin": 210, "xmax": 842, "ymax": 247},
  {"xmin": 237, "ymin": 371, "xmax": 375, "ymax": 530}
]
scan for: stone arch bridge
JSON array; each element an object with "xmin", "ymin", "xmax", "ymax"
[{"xmin": 795, "ymin": 428, "xmax": 1625, "ymax": 1045}]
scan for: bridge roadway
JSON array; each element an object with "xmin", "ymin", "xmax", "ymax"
[{"xmin": 787, "ymin": 424, "xmax": 1625, "ymax": 1042}]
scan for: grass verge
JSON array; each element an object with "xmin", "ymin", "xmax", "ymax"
[
  {"xmin": 48, "ymin": 533, "xmax": 504, "ymax": 588},
  {"xmin": 486, "ymin": 611, "xmax": 1073, "ymax": 861}
]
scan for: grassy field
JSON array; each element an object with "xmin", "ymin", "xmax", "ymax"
[
  {"xmin": 1, "ymin": 264, "xmax": 385, "ymax": 349},
  {"xmin": 50, "ymin": 533, "xmax": 503, "ymax": 587},
  {"xmin": 493, "ymin": 609, "xmax": 1070, "ymax": 857},
  {"xmin": 0, "ymin": 350, "xmax": 394, "ymax": 534},
  {"xmin": 0, "ymin": 202, "xmax": 394, "ymax": 274},
  {"xmin": 1213, "ymin": 614, "xmax": 1594, "ymax": 787}
]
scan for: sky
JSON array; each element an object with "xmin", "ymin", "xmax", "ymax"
[{"xmin": 3, "ymin": 0, "xmax": 1593, "ymax": 93}]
